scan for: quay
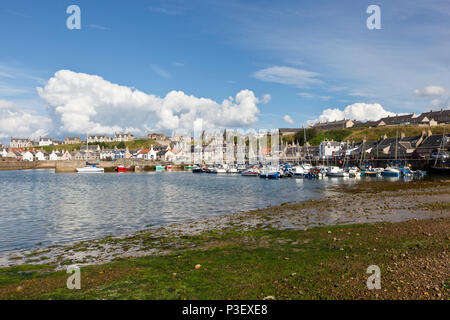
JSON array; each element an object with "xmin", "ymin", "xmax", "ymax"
[{"xmin": 0, "ymin": 159, "xmax": 182, "ymax": 172}]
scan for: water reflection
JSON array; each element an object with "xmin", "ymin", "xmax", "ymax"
[{"xmin": 0, "ymin": 170, "xmax": 412, "ymax": 253}]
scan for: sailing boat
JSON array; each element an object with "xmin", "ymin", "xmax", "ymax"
[
  {"xmin": 76, "ymin": 134, "xmax": 104, "ymax": 173},
  {"xmin": 381, "ymin": 131, "xmax": 400, "ymax": 177}
]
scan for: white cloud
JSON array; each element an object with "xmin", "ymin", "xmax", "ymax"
[
  {"xmin": 413, "ymin": 86, "xmax": 448, "ymax": 97},
  {"xmin": 150, "ymin": 65, "xmax": 172, "ymax": 79},
  {"xmin": 86, "ymin": 24, "xmax": 111, "ymax": 30},
  {"xmin": 37, "ymin": 70, "xmax": 264, "ymax": 134},
  {"xmin": 309, "ymin": 103, "xmax": 396, "ymax": 124},
  {"xmin": 283, "ymin": 115, "xmax": 294, "ymax": 124},
  {"xmin": 297, "ymin": 92, "xmax": 314, "ymax": 98},
  {"xmin": 261, "ymin": 93, "xmax": 271, "ymax": 104},
  {"xmin": 297, "ymin": 92, "xmax": 332, "ymax": 101},
  {"xmin": 0, "ymin": 99, "xmax": 51, "ymax": 139},
  {"xmin": 253, "ymin": 66, "xmax": 322, "ymax": 88}
]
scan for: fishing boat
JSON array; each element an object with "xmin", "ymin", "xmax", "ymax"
[
  {"xmin": 259, "ymin": 166, "xmax": 280, "ymax": 179},
  {"xmin": 192, "ymin": 165, "xmax": 205, "ymax": 173},
  {"xmin": 114, "ymin": 164, "xmax": 130, "ymax": 172},
  {"xmin": 166, "ymin": 165, "xmax": 173, "ymax": 170},
  {"xmin": 381, "ymin": 167, "xmax": 400, "ymax": 177},
  {"xmin": 155, "ymin": 165, "xmax": 165, "ymax": 171}
]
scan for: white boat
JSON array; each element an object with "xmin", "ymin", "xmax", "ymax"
[
  {"xmin": 227, "ymin": 166, "xmax": 239, "ymax": 173},
  {"xmin": 292, "ymin": 166, "xmax": 305, "ymax": 177},
  {"xmin": 76, "ymin": 166, "xmax": 104, "ymax": 173},
  {"xmin": 326, "ymin": 166, "xmax": 349, "ymax": 177},
  {"xmin": 241, "ymin": 168, "xmax": 260, "ymax": 176},
  {"xmin": 76, "ymin": 135, "xmax": 104, "ymax": 173},
  {"xmin": 212, "ymin": 166, "xmax": 227, "ymax": 174},
  {"xmin": 347, "ymin": 167, "xmax": 361, "ymax": 177}
]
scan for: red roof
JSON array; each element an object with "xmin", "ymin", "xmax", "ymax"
[{"xmin": 139, "ymin": 149, "xmax": 150, "ymax": 154}]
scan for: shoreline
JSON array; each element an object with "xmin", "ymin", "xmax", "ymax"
[
  {"xmin": 0, "ymin": 179, "xmax": 448, "ymax": 299},
  {"xmin": 1, "ymin": 179, "xmax": 449, "ymax": 270}
]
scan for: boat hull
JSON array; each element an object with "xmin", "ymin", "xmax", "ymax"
[
  {"xmin": 259, "ymin": 172, "xmax": 279, "ymax": 179},
  {"xmin": 381, "ymin": 171, "xmax": 400, "ymax": 177},
  {"xmin": 76, "ymin": 167, "xmax": 104, "ymax": 173}
]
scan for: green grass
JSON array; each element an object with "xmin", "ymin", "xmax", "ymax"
[
  {"xmin": 1, "ymin": 218, "xmax": 448, "ymax": 300},
  {"xmin": 282, "ymin": 124, "xmax": 450, "ymax": 145},
  {"xmin": 38, "ymin": 139, "xmax": 158, "ymax": 152}
]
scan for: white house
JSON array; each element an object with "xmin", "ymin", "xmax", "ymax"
[
  {"xmin": 22, "ymin": 151, "xmax": 34, "ymax": 161},
  {"xmin": 61, "ymin": 150, "xmax": 72, "ymax": 160},
  {"xmin": 319, "ymin": 140, "xmax": 344, "ymax": 159},
  {"xmin": 137, "ymin": 147, "xmax": 157, "ymax": 160},
  {"xmin": 164, "ymin": 150, "xmax": 176, "ymax": 162},
  {"xmin": 35, "ymin": 151, "xmax": 47, "ymax": 161},
  {"xmin": 100, "ymin": 149, "xmax": 115, "ymax": 160},
  {"xmin": 0, "ymin": 148, "xmax": 7, "ymax": 157},
  {"xmin": 49, "ymin": 150, "xmax": 61, "ymax": 161},
  {"xmin": 39, "ymin": 137, "xmax": 53, "ymax": 146}
]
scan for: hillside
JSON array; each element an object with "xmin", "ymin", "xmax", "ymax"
[
  {"xmin": 39, "ymin": 138, "xmax": 158, "ymax": 152},
  {"xmin": 283, "ymin": 124, "xmax": 450, "ymax": 146}
]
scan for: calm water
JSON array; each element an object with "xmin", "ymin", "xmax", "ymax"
[{"xmin": 0, "ymin": 170, "xmax": 360, "ymax": 253}]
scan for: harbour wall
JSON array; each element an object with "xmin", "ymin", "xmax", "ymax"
[{"xmin": 0, "ymin": 160, "xmax": 182, "ymax": 172}]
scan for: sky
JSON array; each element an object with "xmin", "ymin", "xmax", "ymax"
[{"xmin": 0, "ymin": 0, "xmax": 449, "ymax": 144}]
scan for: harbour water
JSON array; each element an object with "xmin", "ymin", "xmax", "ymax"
[{"xmin": 0, "ymin": 169, "xmax": 405, "ymax": 254}]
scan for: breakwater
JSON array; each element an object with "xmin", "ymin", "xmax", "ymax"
[{"xmin": 0, "ymin": 160, "xmax": 181, "ymax": 172}]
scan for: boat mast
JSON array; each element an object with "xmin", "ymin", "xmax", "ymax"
[
  {"xmin": 395, "ymin": 130, "xmax": 398, "ymax": 161},
  {"xmin": 86, "ymin": 133, "xmax": 89, "ymax": 161},
  {"xmin": 434, "ymin": 127, "xmax": 446, "ymax": 167},
  {"xmin": 303, "ymin": 127, "xmax": 311, "ymax": 165}
]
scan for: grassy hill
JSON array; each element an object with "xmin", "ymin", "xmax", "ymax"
[
  {"xmin": 39, "ymin": 139, "xmax": 158, "ymax": 152},
  {"xmin": 283, "ymin": 124, "xmax": 450, "ymax": 146}
]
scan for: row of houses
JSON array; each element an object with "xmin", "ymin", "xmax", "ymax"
[
  {"xmin": 0, "ymin": 144, "xmax": 181, "ymax": 162},
  {"xmin": 278, "ymin": 109, "xmax": 450, "ymax": 134},
  {"xmin": 308, "ymin": 109, "xmax": 450, "ymax": 131},
  {"xmin": 313, "ymin": 131, "xmax": 450, "ymax": 160},
  {"xmin": 7, "ymin": 132, "xmax": 172, "ymax": 149}
]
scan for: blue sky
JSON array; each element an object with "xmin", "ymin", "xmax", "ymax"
[{"xmin": 0, "ymin": 0, "xmax": 449, "ymax": 142}]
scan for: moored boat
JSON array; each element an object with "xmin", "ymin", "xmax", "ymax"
[
  {"xmin": 381, "ymin": 167, "xmax": 401, "ymax": 177},
  {"xmin": 76, "ymin": 162, "xmax": 104, "ymax": 173},
  {"xmin": 326, "ymin": 166, "xmax": 349, "ymax": 177},
  {"xmin": 259, "ymin": 167, "xmax": 280, "ymax": 179},
  {"xmin": 115, "ymin": 164, "xmax": 130, "ymax": 172}
]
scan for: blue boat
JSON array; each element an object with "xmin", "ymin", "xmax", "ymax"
[
  {"xmin": 381, "ymin": 167, "xmax": 401, "ymax": 177},
  {"xmin": 259, "ymin": 167, "xmax": 280, "ymax": 179}
]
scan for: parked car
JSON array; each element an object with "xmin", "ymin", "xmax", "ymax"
[
  {"xmin": 431, "ymin": 151, "xmax": 449, "ymax": 159},
  {"xmin": 411, "ymin": 152, "xmax": 425, "ymax": 159}
]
